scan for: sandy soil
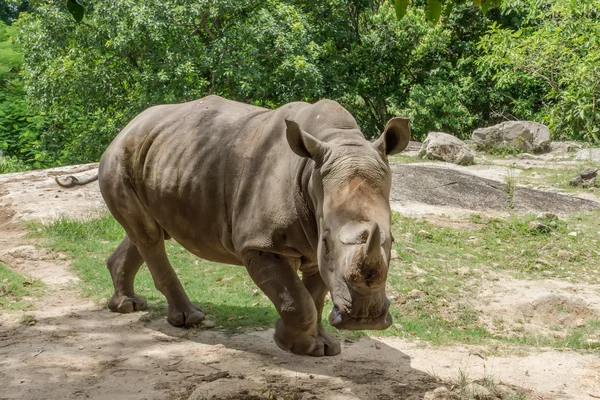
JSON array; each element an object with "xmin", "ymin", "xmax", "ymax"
[{"xmin": 1, "ymin": 163, "xmax": 599, "ymax": 400}]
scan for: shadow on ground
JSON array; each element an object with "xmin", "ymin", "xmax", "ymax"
[{"xmin": 0, "ymin": 301, "xmax": 439, "ymax": 400}]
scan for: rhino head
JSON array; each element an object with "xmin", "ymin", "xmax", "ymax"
[{"xmin": 285, "ymin": 117, "xmax": 410, "ymax": 330}]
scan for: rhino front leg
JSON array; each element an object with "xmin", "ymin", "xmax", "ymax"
[
  {"xmin": 244, "ymin": 251, "xmax": 337, "ymax": 356},
  {"xmin": 302, "ymin": 270, "xmax": 342, "ymax": 356}
]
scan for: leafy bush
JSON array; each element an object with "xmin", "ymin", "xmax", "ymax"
[{"xmin": 478, "ymin": 0, "xmax": 600, "ymax": 143}]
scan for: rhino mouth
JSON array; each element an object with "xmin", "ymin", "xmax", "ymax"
[{"xmin": 328, "ymin": 298, "xmax": 392, "ymax": 331}]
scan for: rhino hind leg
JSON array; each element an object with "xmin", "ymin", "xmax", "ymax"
[
  {"xmin": 244, "ymin": 251, "xmax": 339, "ymax": 356},
  {"xmin": 101, "ymin": 178, "xmax": 204, "ymax": 328},
  {"xmin": 302, "ymin": 271, "xmax": 341, "ymax": 356},
  {"xmin": 107, "ymin": 235, "xmax": 148, "ymax": 313}
]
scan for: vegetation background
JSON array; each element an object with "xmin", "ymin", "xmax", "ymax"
[{"xmin": 0, "ymin": 0, "xmax": 599, "ymax": 171}]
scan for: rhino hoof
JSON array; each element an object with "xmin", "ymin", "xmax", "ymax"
[
  {"xmin": 108, "ymin": 294, "xmax": 148, "ymax": 313},
  {"xmin": 167, "ymin": 306, "xmax": 205, "ymax": 328},
  {"xmin": 274, "ymin": 320, "xmax": 341, "ymax": 357}
]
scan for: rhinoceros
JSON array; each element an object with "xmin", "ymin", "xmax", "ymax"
[{"xmin": 96, "ymin": 95, "xmax": 409, "ymax": 356}]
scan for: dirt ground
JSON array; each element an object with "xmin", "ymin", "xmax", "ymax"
[{"xmin": 1, "ymin": 159, "xmax": 600, "ymax": 400}]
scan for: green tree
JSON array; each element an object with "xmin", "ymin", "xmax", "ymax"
[{"xmin": 478, "ymin": 0, "xmax": 600, "ymax": 142}]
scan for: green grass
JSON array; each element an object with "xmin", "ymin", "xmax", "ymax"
[
  {"xmin": 514, "ymin": 163, "xmax": 600, "ymax": 192},
  {"xmin": 0, "ymin": 263, "xmax": 44, "ymax": 311},
  {"xmin": 30, "ymin": 211, "xmax": 600, "ymax": 350}
]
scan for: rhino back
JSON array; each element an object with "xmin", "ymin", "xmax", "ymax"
[{"xmin": 101, "ymin": 95, "xmax": 317, "ymax": 265}]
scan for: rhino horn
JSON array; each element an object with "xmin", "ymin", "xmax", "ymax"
[{"xmin": 365, "ymin": 223, "xmax": 381, "ymax": 265}]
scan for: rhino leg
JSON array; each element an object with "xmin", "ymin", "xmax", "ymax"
[
  {"xmin": 102, "ymin": 178, "xmax": 204, "ymax": 328},
  {"xmin": 107, "ymin": 235, "xmax": 148, "ymax": 313},
  {"xmin": 139, "ymin": 242, "xmax": 205, "ymax": 327},
  {"xmin": 302, "ymin": 271, "xmax": 342, "ymax": 356},
  {"xmin": 244, "ymin": 251, "xmax": 338, "ymax": 356}
]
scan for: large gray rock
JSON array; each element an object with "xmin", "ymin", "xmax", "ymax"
[
  {"xmin": 390, "ymin": 164, "xmax": 600, "ymax": 214},
  {"xmin": 472, "ymin": 121, "xmax": 551, "ymax": 153},
  {"xmin": 418, "ymin": 132, "xmax": 474, "ymax": 165},
  {"xmin": 574, "ymin": 148, "xmax": 600, "ymax": 162}
]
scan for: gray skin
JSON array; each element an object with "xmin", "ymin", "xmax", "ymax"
[{"xmin": 98, "ymin": 95, "xmax": 410, "ymax": 357}]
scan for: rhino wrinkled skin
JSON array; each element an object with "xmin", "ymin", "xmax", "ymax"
[{"xmin": 98, "ymin": 95, "xmax": 410, "ymax": 356}]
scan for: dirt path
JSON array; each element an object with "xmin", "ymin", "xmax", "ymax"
[{"xmin": 1, "ymin": 165, "xmax": 599, "ymax": 400}]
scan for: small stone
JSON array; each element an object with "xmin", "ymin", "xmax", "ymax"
[
  {"xmin": 568, "ymin": 231, "xmax": 578, "ymax": 237},
  {"xmin": 467, "ymin": 383, "xmax": 494, "ymax": 400},
  {"xmin": 407, "ymin": 289, "xmax": 427, "ymax": 300},
  {"xmin": 201, "ymin": 320, "xmax": 216, "ymax": 329},
  {"xmin": 78, "ymin": 346, "xmax": 84, "ymax": 350},
  {"xmin": 494, "ymin": 384, "xmax": 517, "ymax": 398},
  {"xmin": 557, "ymin": 250, "xmax": 572, "ymax": 260},
  {"xmin": 423, "ymin": 386, "xmax": 450, "ymax": 400},
  {"xmin": 394, "ymin": 323, "xmax": 403, "ymax": 330},
  {"xmin": 309, "ymin": 374, "xmax": 314, "ymax": 379},
  {"xmin": 417, "ymin": 230, "xmax": 433, "ymax": 239},
  {"xmin": 537, "ymin": 212, "xmax": 558, "ymax": 220},
  {"xmin": 390, "ymin": 249, "xmax": 399, "ymax": 260},
  {"xmin": 570, "ymin": 167, "xmax": 597, "ymax": 187},
  {"xmin": 98, "ymin": 298, "xmax": 108, "ymax": 306},
  {"xmin": 529, "ymin": 221, "xmax": 551, "ymax": 233}
]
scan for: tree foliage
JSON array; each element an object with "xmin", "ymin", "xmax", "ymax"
[
  {"xmin": 0, "ymin": 0, "xmax": 597, "ymax": 169},
  {"xmin": 478, "ymin": 0, "xmax": 600, "ymax": 142}
]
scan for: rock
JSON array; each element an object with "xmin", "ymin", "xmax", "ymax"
[
  {"xmin": 419, "ymin": 132, "xmax": 474, "ymax": 165},
  {"xmin": 404, "ymin": 141, "xmax": 423, "ymax": 152},
  {"xmin": 568, "ymin": 231, "xmax": 578, "ymax": 237},
  {"xmin": 494, "ymin": 384, "xmax": 517, "ymax": 398},
  {"xmin": 472, "ymin": 121, "xmax": 551, "ymax": 153},
  {"xmin": 569, "ymin": 167, "xmax": 597, "ymax": 187},
  {"xmin": 389, "ymin": 164, "xmax": 600, "ymax": 215},
  {"xmin": 423, "ymin": 386, "xmax": 451, "ymax": 400},
  {"xmin": 201, "ymin": 320, "xmax": 216, "ymax": 329},
  {"xmin": 529, "ymin": 221, "xmax": 551, "ymax": 233},
  {"xmin": 467, "ymin": 383, "xmax": 495, "ymax": 400},
  {"xmin": 536, "ymin": 212, "xmax": 558, "ymax": 220},
  {"xmin": 407, "ymin": 289, "xmax": 427, "ymax": 300},
  {"xmin": 390, "ymin": 249, "xmax": 399, "ymax": 260},
  {"xmin": 574, "ymin": 148, "xmax": 600, "ymax": 162},
  {"xmin": 549, "ymin": 141, "xmax": 582, "ymax": 154},
  {"xmin": 417, "ymin": 229, "xmax": 433, "ymax": 239}
]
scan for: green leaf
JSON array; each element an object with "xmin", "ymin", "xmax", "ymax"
[
  {"xmin": 66, "ymin": 0, "xmax": 85, "ymax": 23},
  {"xmin": 426, "ymin": 0, "xmax": 443, "ymax": 23},
  {"xmin": 443, "ymin": 2, "xmax": 454, "ymax": 18},
  {"xmin": 481, "ymin": 0, "xmax": 490, "ymax": 13},
  {"xmin": 394, "ymin": 0, "xmax": 409, "ymax": 20}
]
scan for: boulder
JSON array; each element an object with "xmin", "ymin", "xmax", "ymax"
[
  {"xmin": 574, "ymin": 148, "xmax": 600, "ymax": 163},
  {"xmin": 472, "ymin": 121, "xmax": 551, "ymax": 153},
  {"xmin": 419, "ymin": 132, "xmax": 474, "ymax": 165},
  {"xmin": 569, "ymin": 167, "xmax": 598, "ymax": 187}
]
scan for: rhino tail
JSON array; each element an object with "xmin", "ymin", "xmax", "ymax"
[{"xmin": 55, "ymin": 170, "xmax": 99, "ymax": 188}]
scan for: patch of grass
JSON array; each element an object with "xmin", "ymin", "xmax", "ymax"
[
  {"xmin": 388, "ymin": 154, "xmax": 427, "ymax": 164},
  {"xmin": 513, "ymin": 163, "xmax": 600, "ymax": 192},
  {"xmin": 385, "ymin": 210, "xmax": 600, "ymax": 349},
  {"xmin": 0, "ymin": 264, "xmax": 44, "ymax": 311}
]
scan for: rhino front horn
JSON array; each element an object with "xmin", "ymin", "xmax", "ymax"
[{"xmin": 365, "ymin": 223, "xmax": 381, "ymax": 264}]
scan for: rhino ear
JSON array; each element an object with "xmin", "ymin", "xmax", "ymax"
[
  {"xmin": 285, "ymin": 119, "xmax": 329, "ymax": 163},
  {"xmin": 373, "ymin": 117, "xmax": 410, "ymax": 156}
]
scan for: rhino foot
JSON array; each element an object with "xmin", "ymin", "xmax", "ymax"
[
  {"xmin": 274, "ymin": 320, "xmax": 341, "ymax": 357},
  {"xmin": 167, "ymin": 303, "xmax": 205, "ymax": 328},
  {"xmin": 108, "ymin": 293, "xmax": 148, "ymax": 313}
]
